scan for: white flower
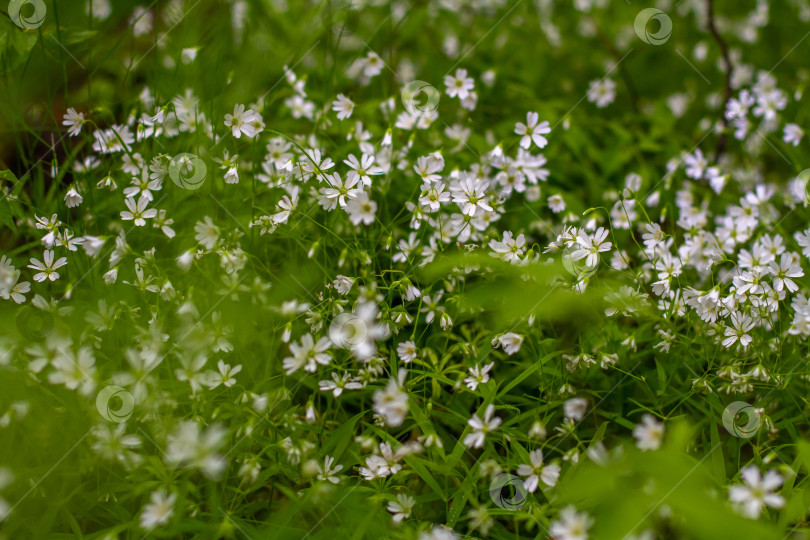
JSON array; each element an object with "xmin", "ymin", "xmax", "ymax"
[
  {"xmin": 316, "ymin": 456, "xmax": 344, "ymax": 484},
  {"xmin": 397, "ymin": 340, "xmax": 418, "ymax": 363},
  {"xmin": 783, "ymin": 123, "xmax": 804, "ymax": 146},
  {"xmin": 642, "ymin": 223, "xmax": 665, "ymax": 250},
  {"xmin": 451, "ymin": 175, "xmax": 492, "ymax": 216},
  {"xmin": 514, "ymin": 112, "xmax": 551, "ymax": 149},
  {"xmin": 419, "ymin": 525, "xmax": 459, "ymax": 540},
  {"xmin": 684, "ymin": 149, "xmax": 708, "ymax": 180},
  {"xmin": 81, "ymin": 236, "xmax": 106, "ymax": 257},
  {"xmin": 215, "ymin": 360, "xmax": 242, "ymax": 387},
  {"xmin": 320, "ymin": 172, "xmax": 362, "ymax": 208},
  {"xmin": 282, "ymin": 334, "xmax": 332, "ymax": 374},
  {"xmin": 344, "ymin": 153, "xmax": 383, "ymax": 187},
  {"xmin": 587, "ymin": 77, "xmax": 616, "ymax": 108},
  {"xmin": 419, "ymin": 183, "xmax": 450, "ymax": 211},
  {"xmin": 464, "ymin": 363, "xmax": 493, "ymax": 391},
  {"xmin": 0, "ymin": 265, "xmax": 29, "ymax": 304},
  {"xmin": 722, "ymin": 311, "xmax": 755, "ymax": 349},
  {"xmin": 64, "ymin": 187, "xmax": 83, "ymax": 208},
  {"xmin": 768, "ymin": 253, "xmax": 803, "ymax": 293},
  {"xmin": 332, "ymin": 94, "xmax": 354, "ymax": 120},
  {"xmin": 139, "ymin": 490, "xmax": 176, "ymax": 530},
  {"xmin": 285, "ymin": 95, "xmax": 315, "ymax": 119},
  {"xmin": 548, "ymin": 194, "xmax": 566, "ymax": 213},
  {"xmin": 489, "ymin": 232, "xmax": 525, "ymax": 262},
  {"xmin": 332, "ymin": 275, "xmax": 354, "ymax": 295},
  {"xmin": 495, "ymin": 332, "xmax": 524, "ymax": 355},
  {"xmin": 166, "ymin": 421, "xmax": 226, "ymax": 478},
  {"xmin": 28, "ymin": 250, "xmax": 68, "ymax": 282},
  {"xmin": 318, "ymin": 372, "xmax": 362, "ymax": 397},
  {"xmin": 387, "ymin": 493, "xmax": 415, "ymax": 523},
  {"xmin": 444, "ymin": 68, "xmax": 475, "ymax": 100},
  {"xmin": 729, "ymin": 466, "xmax": 785, "ymax": 519},
  {"xmin": 463, "ymin": 404, "xmax": 501, "ymax": 448},
  {"xmin": 273, "ymin": 186, "xmax": 299, "ymax": 224},
  {"xmin": 564, "ymin": 397, "xmax": 588, "ymax": 421},
  {"xmin": 549, "ymin": 506, "xmax": 593, "ymax": 540},
  {"xmin": 372, "ymin": 369, "xmax": 409, "ymax": 427},
  {"xmin": 345, "ymin": 191, "xmax": 377, "ymax": 225},
  {"xmin": 48, "ymin": 347, "xmax": 96, "ymax": 395},
  {"xmin": 573, "ymin": 227, "xmax": 612, "ymax": 268},
  {"xmin": 194, "ymin": 216, "xmax": 220, "ymax": 249},
  {"xmin": 633, "ymin": 414, "xmax": 664, "ymax": 451},
  {"xmin": 62, "ymin": 107, "xmax": 85, "ymax": 136},
  {"xmin": 181, "ymin": 47, "xmax": 198, "ymax": 64},
  {"xmin": 357, "ymin": 51, "xmax": 384, "ymax": 78},
  {"xmin": 224, "ymin": 103, "xmax": 263, "ymax": 138},
  {"xmin": 120, "ymin": 195, "xmax": 157, "ymax": 226},
  {"xmin": 103, "ymin": 267, "xmax": 118, "ymax": 284},
  {"xmin": 517, "ymin": 449, "xmax": 561, "ymax": 492}
]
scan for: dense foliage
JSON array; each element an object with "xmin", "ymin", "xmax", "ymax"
[{"xmin": 2, "ymin": 0, "xmax": 810, "ymax": 538}]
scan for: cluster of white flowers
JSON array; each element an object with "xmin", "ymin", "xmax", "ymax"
[{"xmin": 4, "ymin": 0, "xmax": 810, "ymax": 537}]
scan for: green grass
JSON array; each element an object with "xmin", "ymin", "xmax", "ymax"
[{"xmin": 1, "ymin": 0, "xmax": 810, "ymax": 538}]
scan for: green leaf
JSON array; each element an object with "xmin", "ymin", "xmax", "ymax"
[
  {"xmin": 709, "ymin": 421, "xmax": 726, "ymax": 484},
  {"xmin": 0, "ymin": 18, "xmax": 38, "ymax": 75},
  {"xmin": 403, "ymin": 455, "xmax": 446, "ymax": 501},
  {"xmin": 446, "ymin": 449, "xmax": 488, "ymax": 528},
  {"xmin": 497, "ymin": 350, "xmax": 560, "ymax": 399},
  {"xmin": 320, "ymin": 410, "xmax": 363, "ymax": 460}
]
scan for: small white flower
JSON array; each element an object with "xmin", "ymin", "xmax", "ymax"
[
  {"xmin": 181, "ymin": 47, "xmax": 199, "ymax": 64},
  {"xmin": 372, "ymin": 369, "xmax": 409, "ymax": 427},
  {"xmin": 514, "ymin": 111, "xmax": 551, "ymax": 149},
  {"xmin": 587, "ymin": 77, "xmax": 616, "ymax": 108},
  {"xmin": 517, "ymin": 449, "xmax": 561, "ymax": 492},
  {"xmin": 316, "ymin": 456, "xmax": 344, "ymax": 484},
  {"xmin": 318, "ymin": 372, "xmax": 362, "ymax": 397},
  {"xmin": 283, "ymin": 334, "xmax": 332, "ymax": 374},
  {"xmin": 463, "ymin": 404, "xmax": 501, "ymax": 448},
  {"xmin": 465, "ymin": 363, "xmax": 493, "ymax": 391},
  {"xmin": 549, "ymin": 506, "xmax": 593, "ymax": 540},
  {"xmin": 224, "ymin": 103, "xmax": 263, "ymax": 138},
  {"xmin": 332, "ymin": 275, "xmax": 354, "ymax": 295},
  {"xmin": 139, "ymin": 490, "xmax": 176, "ymax": 530},
  {"xmin": 27, "ymin": 250, "xmax": 68, "ymax": 282},
  {"xmin": 444, "ymin": 68, "xmax": 475, "ymax": 100},
  {"xmin": 783, "ymin": 123, "xmax": 803, "ymax": 146},
  {"xmin": 633, "ymin": 414, "xmax": 664, "ymax": 451},
  {"xmin": 345, "ymin": 191, "xmax": 377, "ymax": 225},
  {"xmin": 729, "ymin": 466, "xmax": 785, "ymax": 519},
  {"xmin": 64, "ymin": 187, "xmax": 83, "ymax": 208},
  {"xmin": 548, "ymin": 194, "xmax": 566, "ymax": 213},
  {"xmin": 386, "ymin": 494, "xmax": 415, "ymax": 523},
  {"xmin": 120, "ymin": 195, "xmax": 157, "ymax": 226},
  {"xmin": 332, "ymin": 94, "xmax": 354, "ymax": 120},
  {"xmin": 397, "ymin": 340, "xmax": 418, "ymax": 363},
  {"xmin": 62, "ymin": 107, "xmax": 85, "ymax": 136},
  {"xmin": 564, "ymin": 398, "xmax": 588, "ymax": 421},
  {"xmin": 495, "ymin": 332, "xmax": 524, "ymax": 355}
]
